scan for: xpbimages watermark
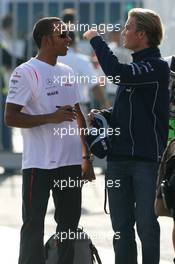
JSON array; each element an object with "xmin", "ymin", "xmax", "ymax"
[
  {"xmin": 53, "ymin": 73, "xmax": 120, "ymax": 87},
  {"xmin": 53, "ymin": 125, "xmax": 121, "ymax": 138},
  {"xmin": 53, "ymin": 230, "xmax": 121, "ymax": 242},
  {"xmin": 53, "ymin": 177, "xmax": 121, "ymax": 190},
  {"xmin": 53, "ymin": 22, "xmax": 121, "ymax": 35}
]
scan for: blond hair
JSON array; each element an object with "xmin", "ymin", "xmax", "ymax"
[{"xmin": 128, "ymin": 8, "xmax": 164, "ymax": 47}]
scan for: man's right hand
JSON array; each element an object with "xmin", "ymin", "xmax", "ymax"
[
  {"xmin": 87, "ymin": 108, "xmax": 101, "ymax": 126},
  {"xmin": 83, "ymin": 29, "xmax": 100, "ymax": 41},
  {"xmin": 51, "ymin": 105, "xmax": 77, "ymax": 123}
]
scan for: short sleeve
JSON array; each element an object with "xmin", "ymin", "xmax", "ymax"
[{"xmin": 6, "ymin": 67, "xmax": 33, "ymax": 106}]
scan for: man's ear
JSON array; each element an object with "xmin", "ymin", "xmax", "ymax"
[
  {"xmin": 137, "ymin": 30, "xmax": 146, "ymax": 40},
  {"xmin": 42, "ymin": 35, "xmax": 52, "ymax": 47}
]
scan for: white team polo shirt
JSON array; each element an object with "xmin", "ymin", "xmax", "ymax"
[{"xmin": 6, "ymin": 58, "xmax": 82, "ymax": 169}]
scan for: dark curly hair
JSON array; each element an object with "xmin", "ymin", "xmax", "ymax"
[{"xmin": 32, "ymin": 17, "xmax": 61, "ymax": 48}]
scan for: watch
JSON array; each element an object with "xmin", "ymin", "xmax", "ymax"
[{"xmin": 82, "ymin": 154, "xmax": 94, "ymax": 162}]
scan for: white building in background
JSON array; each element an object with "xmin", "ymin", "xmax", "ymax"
[
  {"xmin": 0, "ymin": 0, "xmax": 143, "ymax": 38},
  {"xmin": 143, "ymin": 0, "xmax": 175, "ymax": 56}
]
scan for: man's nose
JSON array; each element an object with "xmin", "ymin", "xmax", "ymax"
[{"xmin": 121, "ymin": 29, "xmax": 125, "ymax": 37}]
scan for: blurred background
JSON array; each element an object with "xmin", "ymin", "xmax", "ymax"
[
  {"xmin": 0, "ymin": 0, "xmax": 175, "ymax": 169},
  {"xmin": 0, "ymin": 1, "xmax": 175, "ymax": 263}
]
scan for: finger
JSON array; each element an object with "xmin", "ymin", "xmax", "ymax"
[
  {"xmin": 80, "ymin": 178, "xmax": 87, "ymax": 185},
  {"xmin": 89, "ymin": 173, "xmax": 95, "ymax": 181},
  {"xmin": 63, "ymin": 114, "xmax": 76, "ymax": 121},
  {"xmin": 64, "ymin": 118, "xmax": 75, "ymax": 122},
  {"xmin": 89, "ymin": 168, "xmax": 96, "ymax": 180},
  {"xmin": 87, "ymin": 114, "xmax": 92, "ymax": 122},
  {"xmin": 92, "ymin": 174, "xmax": 96, "ymax": 180},
  {"xmin": 62, "ymin": 105, "xmax": 73, "ymax": 111},
  {"xmin": 82, "ymin": 173, "xmax": 92, "ymax": 182},
  {"xmin": 87, "ymin": 116, "xmax": 91, "ymax": 124},
  {"xmin": 87, "ymin": 112, "xmax": 94, "ymax": 119},
  {"xmin": 87, "ymin": 114, "xmax": 94, "ymax": 125},
  {"xmin": 63, "ymin": 110, "xmax": 76, "ymax": 116}
]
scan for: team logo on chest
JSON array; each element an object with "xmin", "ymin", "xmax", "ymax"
[
  {"xmin": 45, "ymin": 78, "xmax": 59, "ymax": 92},
  {"xmin": 45, "ymin": 78, "xmax": 59, "ymax": 95},
  {"xmin": 54, "ymin": 75, "xmax": 73, "ymax": 87},
  {"xmin": 47, "ymin": 90, "xmax": 59, "ymax": 96},
  {"xmin": 46, "ymin": 78, "xmax": 53, "ymax": 86}
]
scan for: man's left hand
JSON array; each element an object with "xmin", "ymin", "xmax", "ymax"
[{"xmin": 82, "ymin": 159, "xmax": 96, "ymax": 182}]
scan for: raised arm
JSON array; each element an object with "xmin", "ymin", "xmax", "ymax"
[{"xmin": 83, "ymin": 30, "xmax": 166, "ymax": 84}]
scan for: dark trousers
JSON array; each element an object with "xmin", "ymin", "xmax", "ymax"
[
  {"xmin": 107, "ymin": 160, "xmax": 160, "ymax": 264},
  {"xmin": 18, "ymin": 165, "xmax": 82, "ymax": 264}
]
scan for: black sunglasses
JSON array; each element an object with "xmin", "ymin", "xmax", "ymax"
[
  {"xmin": 52, "ymin": 31, "xmax": 70, "ymax": 39},
  {"xmin": 60, "ymin": 31, "xmax": 70, "ymax": 38}
]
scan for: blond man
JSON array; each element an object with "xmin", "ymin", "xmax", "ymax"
[{"xmin": 84, "ymin": 8, "xmax": 170, "ymax": 264}]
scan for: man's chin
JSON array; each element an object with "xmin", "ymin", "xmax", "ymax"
[
  {"xmin": 123, "ymin": 43, "xmax": 133, "ymax": 51},
  {"xmin": 123, "ymin": 42, "xmax": 128, "ymax": 49},
  {"xmin": 58, "ymin": 51, "xmax": 67, "ymax": 56}
]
